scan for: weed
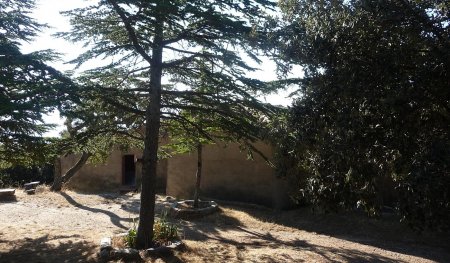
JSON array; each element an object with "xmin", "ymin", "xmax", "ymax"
[
  {"xmin": 124, "ymin": 212, "xmax": 179, "ymax": 248},
  {"xmin": 153, "ymin": 212, "xmax": 179, "ymax": 244},
  {"xmin": 124, "ymin": 217, "xmax": 137, "ymax": 248}
]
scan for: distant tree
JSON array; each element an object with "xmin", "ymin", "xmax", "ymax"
[
  {"xmin": 164, "ymin": 113, "xmax": 208, "ymax": 209},
  {"xmin": 50, "ymin": 94, "xmax": 145, "ymax": 191},
  {"xmin": 62, "ymin": 0, "xmax": 279, "ymax": 248},
  {"xmin": 0, "ymin": 0, "xmax": 75, "ymax": 167},
  {"xmin": 276, "ymin": 0, "xmax": 449, "ymax": 229},
  {"xmin": 163, "ymin": 57, "xmax": 276, "ymax": 208},
  {"xmin": 50, "ymin": 130, "xmax": 143, "ymax": 191}
]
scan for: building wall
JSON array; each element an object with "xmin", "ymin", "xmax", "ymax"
[
  {"xmin": 62, "ymin": 150, "xmax": 120, "ymax": 191},
  {"xmin": 166, "ymin": 142, "xmax": 293, "ymax": 209},
  {"xmin": 60, "ymin": 142, "xmax": 293, "ymax": 209},
  {"xmin": 61, "ymin": 148, "xmax": 167, "ymax": 192}
]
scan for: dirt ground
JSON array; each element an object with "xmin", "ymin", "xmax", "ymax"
[{"xmin": 0, "ymin": 187, "xmax": 449, "ymax": 263}]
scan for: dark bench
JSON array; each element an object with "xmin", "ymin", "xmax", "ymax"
[
  {"xmin": 24, "ymin": 181, "xmax": 40, "ymax": 194},
  {"xmin": 0, "ymin": 188, "xmax": 15, "ymax": 197},
  {"xmin": 0, "ymin": 188, "xmax": 16, "ymax": 200}
]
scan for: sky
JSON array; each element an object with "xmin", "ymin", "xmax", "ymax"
[{"xmin": 22, "ymin": 0, "xmax": 298, "ymax": 137}]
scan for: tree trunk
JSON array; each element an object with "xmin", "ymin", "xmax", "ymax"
[
  {"xmin": 50, "ymin": 152, "xmax": 91, "ymax": 191},
  {"xmin": 136, "ymin": 20, "xmax": 163, "ymax": 249},
  {"xmin": 193, "ymin": 143, "xmax": 203, "ymax": 208},
  {"xmin": 51, "ymin": 157, "xmax": 62, "ymax": 191}
]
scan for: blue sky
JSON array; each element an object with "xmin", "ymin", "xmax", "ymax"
[{"xmin": 22, "ymin": 0, "xmax": 296, "ymax": 137}]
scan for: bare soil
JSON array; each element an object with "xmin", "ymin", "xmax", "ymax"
[{"xmin": 0, "ymin": 187, "xmax": 449, "ymax": 263}]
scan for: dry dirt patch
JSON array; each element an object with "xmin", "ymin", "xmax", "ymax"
[
  {"xmin": 1, "ymin": 188, "xmax": 449, "ymax": 262},
  {"xmin": 0, "ymin": 187, "xmax": 142, "ymax": 262}
]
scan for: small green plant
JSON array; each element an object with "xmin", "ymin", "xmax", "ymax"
[
  {"xmin": 124, "ymin": 217, "xmax": 137, "ymax": 248},
  {"xmin": 124, "ymin": 213, "xmax": 179, "ymax": 248},
  {"xmin": 153, "ymin": 212, "xmax": 179, "ymax": 244}
]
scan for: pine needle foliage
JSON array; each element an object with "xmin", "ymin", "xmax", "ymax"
[{"xmin": 61, "ymin": 0, "xmax": 280, "ymax": 248}]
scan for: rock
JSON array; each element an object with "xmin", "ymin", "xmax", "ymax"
[
  {"xmin": 98, "ymin": 237, "xmax": 140, "ymax": 261},
  {"xmin": 146, "ymin": 241, "xmax": 184, "ymax": 257},
  {"xmin": 166, "ymin": 240, "xmax": 184, "ymax": 250},
  {"xmin": 100, "ymin": 237, "xmax": 112, "ymax": 251},
  {"xmin": 99, "ymin": 248, "xmax": 110, "ymax": 259},
  {"xmin": 110, "ymin": 248, "xmax": 140, "ymax": 260},
  {"xmin": 146, "ymin": 246, "xmax": 171, "ymax": 257}
]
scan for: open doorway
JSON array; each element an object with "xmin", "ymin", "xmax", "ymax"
[{"xmin": 122, "ymin": 155, "xmax": 136, "ymax": 186}]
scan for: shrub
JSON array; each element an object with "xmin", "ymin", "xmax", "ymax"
[
  {"xmin": 124, "ymin": 214, "xmax": 179, "ymax": 248},
  {"xmin": 124, "ymin": 218, "xmax": 137, "ymax": 248},
  {"xmin": 0, "ymin": 164, "xmax": 54, "ymax": 188},
  {"xmin": 153, "ymin": 214, "xmax": 179, "ymax": 244}
]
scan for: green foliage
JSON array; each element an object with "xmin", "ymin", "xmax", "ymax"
[
  {"xmin": 152, "ymin": 214, "xmax": 179, "ymax": 244},
  {"xmin": 60, "ymin": 0, "xmax": 281, "ymax": 153},
  {"xmin": 0, "ymin": 0, "xmax": 77, "ymax": 167},
  {"xmin": 267, "ymin": 110, "xmax": 310, "ymax": 205},
  {"xmin": 124, "ymin": 215, "xmax": 179, "ymax": 248},
  {"xmin": 276, "ymin": 0, "xmax": 450, "ymax": 229},
  {"xmin": 124, "ymin": 218, "xmax": 138, "ymax": 248},
  {"xmin": 0, "ymin": 164, "xmax": 54, "ymax": 188},
  {"xmin": 55, "ymin": 102, "xmax": 144, "ymax": 166},
  {"xmin": 62, "ymin": 0, "xmax": 281, "ymax": 248}
]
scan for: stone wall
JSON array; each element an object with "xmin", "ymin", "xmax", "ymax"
[
  {"xmin": 60, "ymin": 142, "xmax": 293, "ymax": 209},
  {"xmin": 166, "ymin": 142, "xmax": 293, "ymax": 209},
  {"xmin": 61, "ymin": 148, "xmax": 167, "ymax": 192}
]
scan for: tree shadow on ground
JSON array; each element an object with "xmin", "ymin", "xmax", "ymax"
[
  {"xmin": 0, "ymin": 194, "xmax": 17, "ymax": 203},
  {"xmin": 178, "ymin": 231, "xmax": 402, "ymax": 263},
  {"xmin": 155, "ymin": 254, "xmax": 184, "ymax": 263},
  {"xmin": 60, "ymin": 192, "xmax": 133, "ymax": 230},
  {"xmin": 176, "ymin": 208, "xmax": 241, "ymax": 239},
  {"xmin": 0, "ymin": 234, "xmax": 98, "ymax": 263},
  {"xmin": 119, "ymin": 198, "xmax": 142, "ymax": 214},
  {"xmin": 117, "ymin": 194, "xmax": 172, "ymax": 216},
  {"xmin": 213, "ymin": 203, "xmax": 450, "ymax": 262},
  {"xmin": 178, "ymin": 211, "xmax": 404, "ymax": 262},
  {"xmin": 140, "ymin": 249, "xmax": 185, "ymax": 263}
]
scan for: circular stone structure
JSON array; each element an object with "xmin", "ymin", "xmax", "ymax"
[{"xmin": 169, "ymin": 200, "xmax": 219, "ymax": 219}]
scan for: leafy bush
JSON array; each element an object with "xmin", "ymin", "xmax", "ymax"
[
  {"xmin": 124, "ymin": 214, "xmax": 179, "ymax": 248},
  {"xmin": 0, "ymin": 164, "xmax": 54, "ymax": 188},
  {"xmin": 124, "ymin": 227, "xmax": 137, "ymax": 248},
  {"xmin": 153, "ymin": 214, "xmax": 179, "ymax": 243},
  {"xmin": 124, "ymin": 217, "xmax": 138, "ymax": 248},
  {"xmin": 275, "ymin": 0, "xmax": 450, "ymax": 230}
]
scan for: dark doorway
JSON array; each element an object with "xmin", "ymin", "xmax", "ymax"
[{"xmin": 122, "ymin": 155, "xmax": 136, "ymax": 186}]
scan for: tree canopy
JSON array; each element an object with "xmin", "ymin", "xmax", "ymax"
[
  {"xmin": 275, "ymin": 0, "xmax": 449, "ymax": 229},
  {"xmin": 0, "ymin": 0, "xmax": 76, "ymax": 167},
  {"xmin": 62, "ymin": 0, "xmax": 279, "ymax": 248}
]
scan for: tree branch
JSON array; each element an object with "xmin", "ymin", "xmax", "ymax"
[{"xmin": 108, "ymin": 0, "xmax": 153, "ymax": 65}]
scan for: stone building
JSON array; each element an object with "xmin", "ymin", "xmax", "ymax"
[{"xmin": 59, "ymin": 142, "xmax": 293, "ymax": 209}]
